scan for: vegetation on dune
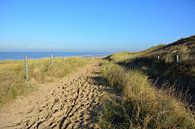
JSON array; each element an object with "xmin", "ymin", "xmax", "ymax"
[
  {"xmin": 1, "ymin": 35, "xmax": 194, "ymax": 128},
  {"xmin": 28, "ymin": 57, "xmax": 90, "ymax": 82},
  {"xmin": 105, "ymin": 52, "xmax": 139, "ymax": 63},
  {"xmin": 107, "ymin": 35, "xmax": 195, "ymax": 102},
  {"xmin": 106, "ymin": 44, "xmax": 165, "ymax": 63},
  {"xmin": 100, "ymin": 63, "xmax": 195, "ymax": 129},
  {"xmin": 0, "ymin": 57, "xmax": 91, "ymax": 106},
  {"xmin": 99, "ymin": 35, "xmax": 195, "ymax": 128}
]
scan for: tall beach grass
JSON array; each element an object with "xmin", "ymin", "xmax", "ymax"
[
  {"xmin": 100, "ymin": 63, "xmax": 195, "ymax": 129},
  {"xmin": 0, "ymin": 57, "xmax": 91, "ymax": 106}
]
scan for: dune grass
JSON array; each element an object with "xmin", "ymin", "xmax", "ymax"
[
  {"xmin": 0, "ymin": 57, "xmax": 91, "ymax": 106},
  {"xmin": 106, "ymin": 52, "xmax": 140, "ymax": 63},
  {"xmin": 100, "ymin": 63, "xmax": 195, "ymax": 129},
  {"xmin": 106, "ymin": 44, "xmax": 165, "ymax": 64},
  {"xmin": 100, "ymin": 36, "xmax": 195, "ymax": 128}
]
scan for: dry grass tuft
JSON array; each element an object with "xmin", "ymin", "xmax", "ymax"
[
  {"xmin": 0, "ymin": 57, "xmax": 91, "ymax": 106},
  {"xmin": 100, "ymin": 63, "xmax": 195, "ymax": 129}
]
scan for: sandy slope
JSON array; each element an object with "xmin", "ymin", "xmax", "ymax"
[{"xmin": 0, "ymin": 62, "xmax": 105, "ymax": 129}]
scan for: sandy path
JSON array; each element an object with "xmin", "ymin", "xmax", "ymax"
[{"xmin": 0, "ymin": 62, "xmax": 104, "ymax": 129}]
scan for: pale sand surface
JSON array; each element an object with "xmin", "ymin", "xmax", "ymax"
[{"xmin": 0, "ymin": 62, "xmax": 105, "ymax": 129}]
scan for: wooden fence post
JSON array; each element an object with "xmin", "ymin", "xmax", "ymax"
[
  {"xmin": 50, "ymin": 54, "xmax": 53, "ymax": 65},
  {"xmin": 176, "ymin": 55, "xmax": 179, "ymax": 63},
  {"xmin": 24, "ymin": 56, "xmax": 29, "ymax": 80},
  {"xmin": 157, "ymin": 55, "xmax": 160, "ymax": 60}
]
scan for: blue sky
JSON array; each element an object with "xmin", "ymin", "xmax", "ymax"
[{"xmin": 0, "ymin": 0, "xmax": 195, "ymax": 52}]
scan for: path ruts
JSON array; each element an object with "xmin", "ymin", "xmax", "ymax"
[{"xmin": 0, "ymin": 62, "xmax": 104, "ymax": 129}]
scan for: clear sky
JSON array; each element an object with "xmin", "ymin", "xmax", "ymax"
[{"xmin": 0, "ymin": 0, "xmax": 195, "ymax": 52}]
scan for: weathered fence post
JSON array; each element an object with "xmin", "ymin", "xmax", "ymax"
[
  {"xmin": 157, "ymin": 55, "xmax": 160, "ymax": 60},
  {"xmin": 24, "ymin": 56, "xmax": 29, "ymax": 80},
  {"xmin": 50, "ymin": 54, "xmax": 53, "ymax": 65},
  {"xmin": 176, "ymin": 54, "xmax": 179, "ymax": 63}
]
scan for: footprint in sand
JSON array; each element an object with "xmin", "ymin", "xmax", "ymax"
[{"xmin": 0, "ymin": 62, "xmax": 104, "ymax": 129}]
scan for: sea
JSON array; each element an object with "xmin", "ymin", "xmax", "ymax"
[{"xmin": 0, "ymin": 52, "xmax": 110, "ymax": 60}]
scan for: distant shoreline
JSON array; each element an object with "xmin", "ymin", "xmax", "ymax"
[{"xmin": 0, "ymin": 52, "xmax": 110, "ymax": 60}]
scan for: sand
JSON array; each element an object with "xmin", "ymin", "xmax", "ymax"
[{"xmin": 0, "ymin": 62, "xmax": 105, "ymax": 129}]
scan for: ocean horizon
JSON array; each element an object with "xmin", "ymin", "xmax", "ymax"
[{"xmin": 0, "ymin": 52, "xmax": 110, "ymax": 60}]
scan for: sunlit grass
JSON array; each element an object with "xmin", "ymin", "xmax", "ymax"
[
  {"xmin": 100, "ymin": 37, "xmax": 195, "ymax": 128},
  {"xmin": 100, "ymin": 63, "xmax": 195, "ymax": 129},
  {"xmin": 0, "ymin": 57, "xmax": 92, "ymax": 106},
  {"xmin": 106, "ymin": 44, "xmax": 165, "ymax": 63}
]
